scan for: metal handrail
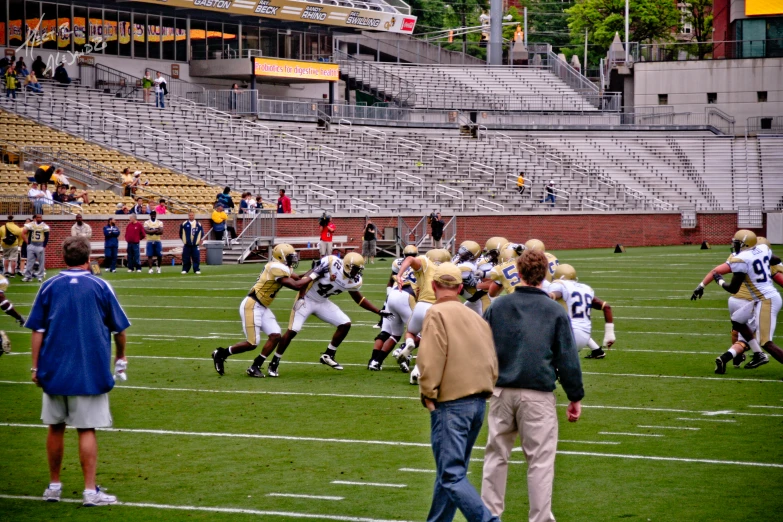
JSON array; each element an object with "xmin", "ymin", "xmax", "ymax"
[
  {"xmin": 306, "ymin": 183, "xmax": 338, "ymax": 209},
  {"xmin": 357, "ymin": 158, "xmax": 384, "ymax": 178},
  {"xmin": 469, "ymin": 161, "xmax": 496, "ymax": 184},
  {"xmin": 361, "ymin": 127, "xmax": 388, "ymax": 149},
  {"xmin": 435, "ymin": 184, "xmax": 464, "ymax": 211},
  {"xmin": 350, "ymin": 197, "xmax": 381, "ymax": 214},
  {"xmin": 396, "ymin": 138, "xmax": 423, "ymax": 161},
  {"xmin": 263, "ymin": 169, "xmax": 295, "ymax": 193},
  {"xmin": 582, "ymin": 198, "xmax": 609, "ymax": 211},
  {"xmin": 395, "ymin": 170, "xmax": 424, "ymax": 197},
  {"xmin": 279, "ymin": 132, "xmax": 308, "ymax": 155},
  {"xmin": 337, "ymin": 119, "xmax": 353, "ymax": 136},
  {"xmin": 241, "ymin": 120, "xmax": 271, "ymax": 145},
  {"xmin": 475, "ymin": 197, "xmax": 503, "ymax": 213},
  {"xmin": 318, "ymin": 145, "xmax": 346, "ymax": 167}
]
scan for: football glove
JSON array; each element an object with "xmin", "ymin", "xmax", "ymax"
[
  {"xmin": 17, "ymin": 316, "xmax": 25, "ymax": 327},
  {"xmin": 603, "ymin": 323, "xmax": 616, "ymax": 348},
  {"xmin": 691, "ymin": 284, "xmax": 704, "ymax": 300},
  {"xmin": 293, "ymin": 299, "xmax": 306, "ymax": 312},
  {"xmin": 379, "ymin": 310, "xmax": 395, "ymax": 319},
  {"xmin": 312, "ymin": 263, "xmax": 329, "ymax": 278},
  {"xmin": 712, "ymin": 272, "xmax": 726, "ymax": 287},
  {"xmin": 114, "ymin": 359, "xmax": 128, "ymax": 382}
]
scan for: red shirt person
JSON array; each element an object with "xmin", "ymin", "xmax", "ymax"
[
  {"xmin": 277, "ymin": 189, "xmax": 291, "ymax": 214},
  {"xmin": 318, "ymin": 215, "xmax": 336, "ymax": 258},
  {"xmin": 124, "ymin": 214, "xmax": 146, "ymax": 272}
]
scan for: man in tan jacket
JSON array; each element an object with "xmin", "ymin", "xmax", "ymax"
[{"xmin": 418, "ymin": 262, "xmax": 499, "ymax": 522}]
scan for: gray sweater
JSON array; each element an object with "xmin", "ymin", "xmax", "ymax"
[{"xmin": 483, "ymin": 286, "xmax": 585, "ymax": 402}]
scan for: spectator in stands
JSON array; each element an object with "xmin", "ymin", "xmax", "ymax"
[
  {"xmin": 154, "ymin": 199, "xmax": 168, "ymax": 215},
  {"xmin": 5, "ymin": 67, "xmax": 18, "ymax": 99},
  {"xmin": 231, "ymin": 83, "xmax": 240, "ymax": 112},
  {"xmin": 277, "ymin": 189, "xmax": 291, "ymax": 214},
  {"xmin": 125, "ymin": 214, "xmax": 145, "ymax": 273},
  {"xmin": 127, "ymin": 171, "xmax": 149, "ymax": 196},
  {"xmin": 34, "ymin": 165, "xmax": 64, "ymax": 186},
  {"xmin": 1, "ymin": 216, "xmax": 23, "ymax": 277},
  {"xmin": 543, "ymin": 181, "xmax": 556, "ymax": 208},
  {"xmin": 68, "ymin": 186, "xmax": 91, "ymax": 205},
  {"xmin": 154, "ymin": 72, "xmax": 166, "ymax": 109},
  {"xmin": 255, "ymin": 196, "xmax": 263, "ymax": 211},
  {"xmin": 103, "ymin": 218, "xmax": 120, "ymax": 273},
  {"xmin": 71, "ymin": 214, "xmax": 92, "ymax": 239},
  {"xmin": 142, "ymin": 72, "xmax": 153, "ymax": 104},
  {"xmin": 121, "ymin": 168, "xmax": 134, "ymax": 197},
  {"xmin": 54, "ymin": 62, "xmax": 71, "ymax": 85},
  {"xmin": 52, "ymin": 185, "xmax": 69, "ymax": 204},
  {"xmin": 15, "ymin": 58, "xmax": 28, "ymax": 76},
  {"xmin": 430, "ymin": 212, "xmax": 445, "ymax": 248},
  {"xmin": 319, "ymin": 213, "xmax": 336, "ymax": 258},
  {"xmin": 115, "ymin": 203, "xmax": 129, "ymax": 215},
  {"xmin": 517, "ymin": 172, "xmax": 526, "ymax": 196},
  {"xmin": 32, "ymin": 56, "xmax": 46, "ymax": 78},
  {"xmin": 180, "ymin": 211, "xmax": 204, "ymax": 275},
  {"xmin": 216, "ymin": 187, "xmax": 234, "ymax": 212},
  {"xmin": 28, "ymin": 183, "xmax": 46, "ymax": 214},
  {"xmin": 131, "ymin": 197, "xmax": 149, "ymax": 215},
  {"xmin": 25, "ymin": 71, "xmax": 42, "ymax": 94},
  {"xmin": 247, "ymin": 193, "xmax": 258, "ymax": 214},
  {"xmin": 0, "ymin": 57, "xmax": 9, "ymax": 75},
  {"xmin": 238, "ymin": 192, "xmax": 250, "ymax": 214},
  {"xmin": 211, "ymin": 205, "xmax": 228, "ymax": 241},
  {"xmin": 362, "ymin": 219, "xmax": 378, "ymax": 265}
]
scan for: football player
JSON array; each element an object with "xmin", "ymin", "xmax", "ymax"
[
  {"xmin": 452, "ymin": 240, "xmax": 488, "ymax": 314},
  {"xmin": 265, "ymin": 252, "xmax": 390, "ymax": 377},
  {"xmin": 483, "ymin": 246, "xmax": 523, "ymax": 297},
  {"xmin": 524, "ymin": 238, "xmax": 559, "ymax": 282},
  {"xmin": 368, "ymin": 245, "xmax": 418, "ymax": 371},
  {"xmin": 692, "ymin": 230, "xmax": 783, "ymax": 373},
  {"xmin": 0, "ymin": 273, "xmax": 26, "ymax": 357},
  {"xmin": 211, "ymin": 244, "xmax": 314, "ymax": 377},
  {"xmin": 392, "ymin": 248, "xmax": 452, "ymax": 378},
  {"xmin": 549, "ymin": 264, "xmax": 615, "ymax": 359}
]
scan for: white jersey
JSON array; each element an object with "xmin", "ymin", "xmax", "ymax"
[
  {"xmin": 391, "ymin": 257, "xmax": 417, "ymax": 287},
  {"xmin": 549, "ymin": 279, "xmax": 595, "ymax": 334},
  {"xmin": 304, "ymin": 255, "xmax": 363, "ymax": 303},
  {"xmin": 727, "ymin": 244, "xmax": 778, "ymax": 300},
  {"xmin": 475, "ymin": 255, "xmax": 495, "ymax": 279}
]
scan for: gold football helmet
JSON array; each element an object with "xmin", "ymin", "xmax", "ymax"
[
  {"xmin": 343, "ymin": 252, "xmax": 365, "ymax": 278},
  {"xmin": 484, "ymin": 237, "xmax": 508, "ymax": 255},
  {"xmin": 499, "ymin": 247, "xmax": 518, "ymax": 263},
  {"xmin": 502, "ymin": 242, "xmax": 525, "ymax": 256},
  {"xmin": 0, "ymin": 275, "xmax": 8, "ymax": 292},
  {"xmin": 272, "ymin": 243, "xmax": 298, "ymax": 268},
  {"xmin": 553, "ymin": 264, "xmax": 577, "ymax": 281},
  {"xmin": 732, "ymin": 230, "xmax": 757, "ymax": 254},
  {"xmin": 457, "ymin": 240, "xmax": 481, "ymax": 262},
  {"xmin": 426, "ymin": 248, "xmax": 452, "ymax": 264},
  {"xmin": 757, "ymin": 236, "xmax": 771, "ymax": 248},
  {"xmin": 402, "ymin": 244, "xmax": 419, "ymax": 257},
  {"xmin": 524, "ymin": 239, "xmax": 546, "ymax": 253}
]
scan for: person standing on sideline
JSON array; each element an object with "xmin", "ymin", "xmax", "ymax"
[
  {"xmin": 124, "ymin": 214, "xmax": 145, "ymax": 273},
  {"xmin": 179, "ymin": 212, "xmax": 204, "ymax": 275},
  {"xmin": 28, "ymin": 236, "xmax": 130, "ymax": 507},
  {"xmin": 210, "ymin": 204, "xmax": 228, "ymax": 241},
  {"xmin": 22, "ymin": 214, "xmax": 50, "ymax": 283},
  {"xmin": 517, "ymin": 172, "xmax": 526, "ymax": 196},
  {"xmin": 319, "ymin": 213, "xmax": 336, "ymax": 258},
  {"xmin": 430, "ymin": 212, "xmax": 445, "ymax": 248},
  {"xmin": 481, "ymin": 249, "xmax": 583, "ymax": 522},
  {"xmin": 362, "ymin": 219, "xmax": 378, "ymax": 264},
  {"xmin": 144, "ymin": 211, "xmax": 164, "ymax": 274},
  {"xmin": 103, "ymin": 218, "xmax": 120, "ymax": 273},
  {"xmin": 277, "ymin": 189, "xmax": 291, "ymax": 214},
  {"xmin": 1, "ymin": 216, "xmax": 23, "ymax": 277},
  {"xmin": 71, "ymin": 214, "xmax": 92, "ymax": 238},
  {"xmin": 154, "ymin": 72, "xmax": 166, "ymax": 109},
  {"xmin": 142, "ymin": 71, "xmax": 153, "ymax": 104},
  {"xmin": 418, "ymin": 262, "xmax": 499, "ymax": 522}
]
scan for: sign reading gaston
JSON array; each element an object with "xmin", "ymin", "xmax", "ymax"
[
  {"xmin": 133, "ymin": 0, "xmax": 416, "ymax": 34},
  {"xmin": 253, "ymin": 57, "xmax": 339, "ymax": 81}
]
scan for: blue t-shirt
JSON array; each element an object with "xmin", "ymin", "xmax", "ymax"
[{"xmin": 26, "ymin": 269, "xmax": 131, "ymax": 396}]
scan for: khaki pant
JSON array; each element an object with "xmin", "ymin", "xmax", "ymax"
[{"xmin": 481, "ymin": 388, "xmax": 558, "ymax": 522}]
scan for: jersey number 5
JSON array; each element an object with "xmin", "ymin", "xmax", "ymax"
[{"xmin": 501, "ymin": 265, "xmax": 520, "ymax": 286}]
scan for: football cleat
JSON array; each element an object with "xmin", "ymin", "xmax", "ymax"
[
  {"xmin": 21, "ymin": 278, "xmax": 31, "ymax": 283},
  {"xmin": 409, "ymin": 365, "xmax": 420, "ymax": 385},
  {"xmin": 148, "ymin": 268, "xmax": 154, "ymax": 274},
  {"xmin": 43, "ymin": 486, "xmax": 61, "ymax": 502},
  {"xmin": 181, "ymin": 271, "xmax": 186, "ymax": 274},
  {"xmin": 732, "ymin": 353, "xmax": 746, "ymax": 368},
  {"xmin": 156, "ymin": 267, "xmax": 161, "ymax": 274},
  {"xmin": 82, "ymin": 486, "xmax": 116, "ymax": 507},
  {"xmin": 714, "ymin": 356, "xmax": 727, "ymax": 375},
  {"xmin": 391, "ymin": 347, "xmax": 403, "ymax": 361},
  {"xmin": 0, "ymin": 331, "xmax": 10, "ymax": 355},
  {"xmin": 585, "ymin": 348, "xmax": 606, "ymax": 359},
  {"xmin": 267, "ymin": 367, "xmax": 279, "ymax": 378},
  {"xmin": 368, "ymin": 360, "xmax": 381, "ymax": 371},
  {"xmin": 399, "ymin": 355, "xmax": 412, "ymax": 374},
  {"xmin": 246, "ymin": 366, "xmax": 265, "ymax": 378},
  {"xmin": 319, "ymin": 353, "xmax": 343, "ymax": 370},
  {"xmin": 744, "ymin": 352, "xmax": 769, "ymax": 369},
  {"xmin": 211, "ymin": 348, "xmax": 227, "ymax": 376}
]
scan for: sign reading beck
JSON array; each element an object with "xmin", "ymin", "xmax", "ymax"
[{"xmin": 253, "ymin": 57, "xmax": 339, "ymax": 81}]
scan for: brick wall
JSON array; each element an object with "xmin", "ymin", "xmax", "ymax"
[{"xmin": 20, "ymin": 211, "xmax": 759, "ymax": 268}]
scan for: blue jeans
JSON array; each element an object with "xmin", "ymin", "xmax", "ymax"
[
  {"xmin": 105, "ymin": 245, "xmax": 118, "ymax": 271},
  {"xmin": 427, "ymin": 396, "xmax": 498, "ymax": 522},
  {"xmin": 182, "ymin": 245, "xmax": 200, "ymax": 273},
  {"xmin": 156, "ymin": 91, "xmax": 165, "ymax": 108},
  {"xmin": 543, "ymin": 194, "xmax": 555, "ymax": 207},
  {"xmin": 127, "ymin": 243, "xmax": 140, "ymax": 271}
]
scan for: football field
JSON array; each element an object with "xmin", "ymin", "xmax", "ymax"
[{"xmin": 1, "ymin": 245, "xmax": 782, "ymax": 521}]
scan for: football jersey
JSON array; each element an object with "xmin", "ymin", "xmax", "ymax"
[
  {"xmin": 24, "ymin": 222, "xmax": 50, "ymax": 245},
  {"xmin": 475, "ymin": 255, "xmax": 495, "ymax": 279},
  {"xmin": 304, "ymin": 255, "xmax": 362, "ymax": 303},
  {"xmin": 412, "ymin": 255, "xmax": 438, "ymax": 304},
  {"xmin": 727, "ymin": 244, "xmax": 778, "ymax": 300},
  {"xmin": 391, "ymin": 257, "xmax": 417, "ymax": 288},
  {"xmin": 452, "ymin": 255, "xmax": 483, "ymax": 300},
  {"xmin": 250, "ymin": 261, "xmax": 293, "ymax": 307},
  {"xmin": 489, "ymin": 260, "xmax": 522, "ymax": 295},
  {"xmin": 0, "ymin": 274, "xmax": 9, "ymax": 292},
  {"xmin": 549, "ymin": 279, "xmax": 595, "ymax": 334},
  {"xmin": 144, "ymin": 219, "xmax": 164, "ymax": 242},
  {"xmin": 545, "ymin": 252, "xmax": 560, "ymax": 282}
]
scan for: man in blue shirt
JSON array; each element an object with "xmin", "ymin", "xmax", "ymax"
[
  {"xmin": 103, "ymin": 218, "xmax": 120, "ymax": 273},
  {"xmin": 179, "ymin": 211, "xmax": 204, "ymax": 275},
  {"xmin": 27, "ymin": 236, "xmax": 131, "ymax": 507}
]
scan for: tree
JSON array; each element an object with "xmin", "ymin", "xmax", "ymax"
[
  {"xmin": 566, "ymin": 0, "xmax": 681, "ymax": 62},
  {"xmin": 682, "ymin": 0, "xmax": 713, "ymax": 59},
  {"xmin": 407, "ymin": 0, "xmax": 447, "ymax": 35}
]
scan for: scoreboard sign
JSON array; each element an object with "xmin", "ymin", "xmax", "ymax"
[{"xmin": 746, "ymin": 0, "xmax": 783, "ymax": 15}]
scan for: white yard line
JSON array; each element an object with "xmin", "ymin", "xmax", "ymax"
[
  {"xmin": 675, "ymin": 418, "xmax": 737, "ymax": 423},
  {"xmin": 1, "ymin": 423, "xmax": 779, "ymax": 468},
  {"xmin": 267, "ymin": 493, "xmax": 344, "ymax": 501},
  {"xmin": 331, "ymin": 481, "xmax": 406, "ymax": 488},
  {"xmin": 637, "ymin": 425, "xmax": 700, "ymax": 431},
  {"xmin": 583, "ymin": 371, "xmax": 783, "ymax": 384},
  {"xmin": 398, "ymin": 468, "xmax": 435, "ymax": 473},
  {"xmin": 747, "ymin": 405, "xmax": 783, "ymax": 409},
  {"xmin": 554, "ymin": 440, "xmax": 621, "ymax": 445},
  {"xmin": 0, "ymin": 495, "xmax": 404, "ymax": 521},
  {"xmin": 599, "ymin": 432, "xmax": 664, "ymax": 437}
]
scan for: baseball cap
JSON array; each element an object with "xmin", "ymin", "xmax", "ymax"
[
  {"xmin": 133, "ymin": 171, "xmax": 141, "ymax": 176},
  {"xmin": 433, "ymin": 262, "xmax": 463, "ymax": 285}
]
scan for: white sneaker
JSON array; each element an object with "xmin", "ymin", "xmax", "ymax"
[
  {"xmin": 181, "ymin": 271, "xmax": 187, "ymax": 274},
  {"xmin": 391, "ymin": 348, "xmax": 402, "ymax": 360},
  {"xmin": 43, "ymin": 485, "xmax": 61, "ymax": 502},
  {"xmin": 195, "ymin": 271, "xmax": 201, "ymax": 274},
  {"xmin": 148, "ymin": 268, "xmax": 153, "ymax": 274},
  {"xmin": 319, "ymin": 353, "xmax": 343, "ymax": 370},
  {"xmin": 0, "ymin": 330, "xmax": 10, "ymax": 355},
  {"xmin": 395, "ymin": 346, "xmax": 412, "ymax": 364},
  {"xmin": 368, "ymin": 360, "xmax": 381, "ymax": 371},
  {"xmin": 156, "ymin": 267, "xmax": 161, "ymax": 274},
  {"xmin": 409, "ymin": 365, "xmax": 420, "ymax": 385},
  {"xmin": 127, "ymin": 269, "xmax": 133, "ymax": 273},
  {"xmin": 83, "ymin": 487, "xmax": 117, "ymax": 506}
]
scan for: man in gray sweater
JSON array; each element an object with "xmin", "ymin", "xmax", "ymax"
[{"xmin": 481, "ymin": 249, "xmax": 584, "ymax": 522}]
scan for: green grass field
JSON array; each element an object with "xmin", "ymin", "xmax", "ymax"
[{"xmin": 1, "ymin": 245, "xmax": 782, "ymax": 521}]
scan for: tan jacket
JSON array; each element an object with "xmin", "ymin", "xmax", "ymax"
[{"xmin": 418, "ymin": 296, "xmax": 498, "ymax": 403}]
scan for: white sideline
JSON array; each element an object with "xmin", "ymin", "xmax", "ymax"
[
  {"xmin": 599, "ymin": 432, "xmax": 664, "ymax": 438},
  {"xmin": 637, "ymin": 425, "xmax": 700, "ymax": 431},
  {"xmin": 331, "ymin": 481, "xmax": 406, "ymax": 488},
  {"xmin": 675, "ymin": 418, "xmax": 737, "ymax": 423},
  {"xmin": 0, "ymin": 495, "xmax": 405, "ymax": 521},
  {"xmin": 1, "ymin": 423, "xmax": 781, "ymax": 468},
  {"xmin": 748, "ymin": 405, "xmax": 783, "ymax": 409},
  {"xmin": 398, "ymin": 468, "xmax": 435, "ymax": 473},
  {"xmin": 267, "ymin": 493, "xmax": 343, "ymax": 501}
]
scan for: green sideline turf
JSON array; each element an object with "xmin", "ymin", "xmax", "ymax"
[{"xmin": 0, "ymin": 245, "xmax": 782, "ymax": 521}]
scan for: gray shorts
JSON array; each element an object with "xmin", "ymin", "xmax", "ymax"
[
  {"xmin": 362, "ymin": 239, "xmax": 376, "ymax": 257},
  {"xmin": 2, "ymin": 246, "xmax": 19, "ymax": 260},
  {"xmin": 41, "ymin": 393, "xmax": 113, "ymax": 429}
]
